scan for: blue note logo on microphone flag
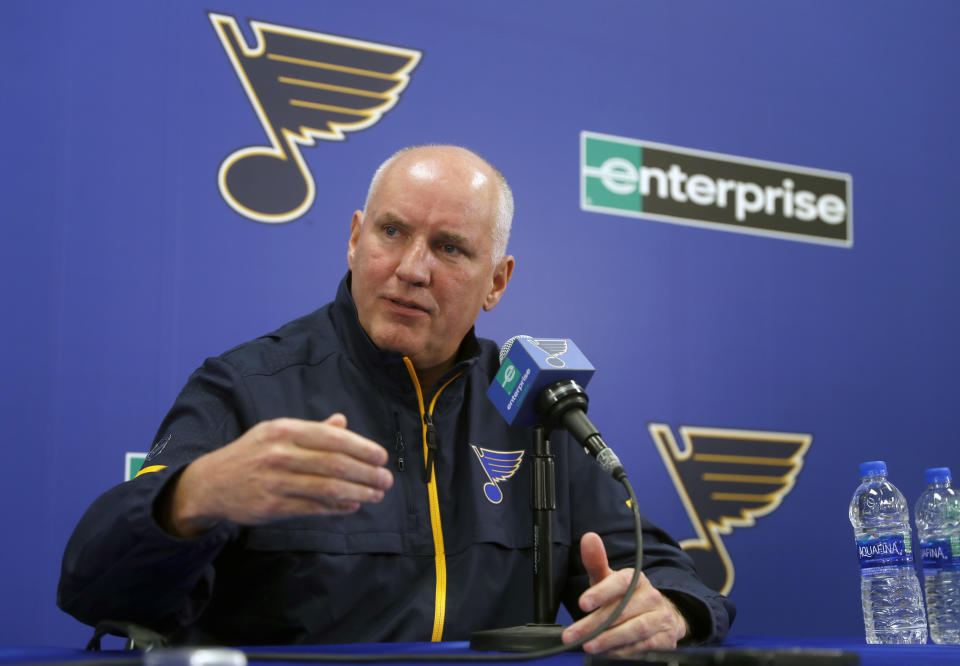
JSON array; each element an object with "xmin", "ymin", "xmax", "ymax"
[{"xmin": 529, "ymin": 338, "xmax": 569, "ymax": 367}]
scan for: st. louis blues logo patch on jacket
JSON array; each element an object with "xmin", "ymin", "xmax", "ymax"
[{"xmin": 471, "ymin": 446, "xmax": 524, "ymax": 504}]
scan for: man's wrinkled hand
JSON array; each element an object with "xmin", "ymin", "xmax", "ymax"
[
  {"xmin": 161, "ymin": 415, "xmax": 393, "ymax": 537},
  {"xmin": 561, "ymin": 532, "xmax": 689, "ymax": 655}
]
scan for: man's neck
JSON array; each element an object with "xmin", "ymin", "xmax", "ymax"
[{"xmin": 414, "ymin": 363, "xmax": 452, "ymax": 403}]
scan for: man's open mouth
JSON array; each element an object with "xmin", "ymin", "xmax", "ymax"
[{"xmin": 387, "ymin": 297, "xmax": 429, "ymax": 313}]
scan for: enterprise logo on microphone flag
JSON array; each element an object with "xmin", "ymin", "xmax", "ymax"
[
  {"xmin": 496, "ymin": 359, "xmax": 521, "ymax": 394},
  {"xmin": 488, "ymin": 337, "xmax": 594, "ymax": 426}
]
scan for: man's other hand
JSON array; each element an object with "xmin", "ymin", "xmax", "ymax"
[
  {"xmin": 561, "ymin": 532, "xmax": 689, "ymax": 655},
  {"xmin": 160, "ymin": 415, "xmax": 393, "ymax": 538}
]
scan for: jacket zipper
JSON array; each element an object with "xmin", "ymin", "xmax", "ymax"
[
  {"xmin": 393, "ymin": 411, "xmax": 406, "ymax": 473},
  {"xmin": 401, "ymin": 357, "xmax": 462, "ymax": 643},
  {"xmin": 422, "ymin": 413, "xmax": 437, "ymax": 484}
]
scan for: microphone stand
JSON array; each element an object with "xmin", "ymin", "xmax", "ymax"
[{"xmin": 469, "ymin": 425, "xmax": 565, "ymax": 651}]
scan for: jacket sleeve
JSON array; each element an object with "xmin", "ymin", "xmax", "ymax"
[
  {"xmin": 559, "ymin": 441, "xmax": 736, "ymax": 646},
  {"xmin": 57, "ymin": 357, "xmax": 247, "ymax": 634}
]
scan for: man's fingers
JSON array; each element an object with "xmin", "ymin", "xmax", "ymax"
[
  {"xmin": 563, "ymin": 576, "xmax": 688, "ymax": 655},
  {"xmin": 580, "ymin": 568, "xmax": 637, "ymax": 613},
  {"xmin": 281, "ymin": 448, "xmax": 393, "ymax": 491},
  {"xmin": 169, "ymin": 416, "xmax": 396, "ymax": 532},
  {"xmin": 323, "ymin": 412, "xmax": 348, "ymax": 429},
  {"xmin": 281, "ymin": 473, "xmax": 388, "ymax": 506},
  {"xmin": 579, "ymin": 608, "xmax": 679, "ymax": 654},
  {"xmin": 580, "ymin": 531, "xmax": 614, "ymax": 588},
  {"xmin": 562, "ymin": 571, "xmax": 650, "ymax": 644},
  {"xmin": 249, "ymin": 494, "xmax": 365, "ymax": 521},
  {"xmin": 260, "ymin": 418, "xmax": 389, "ymax": 466},
  {"xmin": 237, "ymin": 472, "xmax": 388, "ymax": 524},
  {"xmin": 562, "ymin": 600, "xmax": 617, "ymax": 646}
]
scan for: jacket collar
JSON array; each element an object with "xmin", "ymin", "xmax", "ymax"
[{"xmin": 331, "ymin": 272, "xmax": 482, "ymax": 397}]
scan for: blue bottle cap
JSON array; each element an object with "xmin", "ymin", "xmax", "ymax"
[
  {"xmin": 925, "ymin": 467, "xmax": 952, "ymax": 484},
  {"xmin": 859, "ymin": 460, "xmax": 887, "ymax": 478}
]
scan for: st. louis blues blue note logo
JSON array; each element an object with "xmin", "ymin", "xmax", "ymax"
[
  {"xmin": 650, "ymin": 423, "xmax": 811, "ymax": 594},
  {"xmin": 529, "ymin": 338, "xmax": 568, "ymax": 368},
  {"xmin": 471, "ymin": 446, "xmax": 525, "ymax": 504},
  {"xmin": 208, "ymin": 12, "xmax": 421, "ymax": 223}
]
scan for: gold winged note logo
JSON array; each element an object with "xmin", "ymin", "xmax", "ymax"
[
  {"xmin": 208, "ymin": 13, "xmax": 422, "ymax": 223},
  {"xmin": 649, "ymin": 424, "xmax": 811, "ymax": 595}
]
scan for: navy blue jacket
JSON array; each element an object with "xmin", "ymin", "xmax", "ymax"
[{"xmin": 58, "ymin": 275, "xmax": 734, "ymax": 646}]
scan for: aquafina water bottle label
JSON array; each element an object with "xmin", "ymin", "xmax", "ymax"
[
  {"xmin": 920, "ymin": 535, "xmax": 960, "ymax": 573},
  {"xmin": 856, "ymin": 533, "xmax": 912, "ymax": 572}
]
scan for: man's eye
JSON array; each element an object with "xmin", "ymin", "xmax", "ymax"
[
  {"xmin": 441, "ymin": 244, "xmax": 461, "ymax": 255},
  {"xmin": 383, "ymin": 225, "xmax": 399, "ymax": 237}
]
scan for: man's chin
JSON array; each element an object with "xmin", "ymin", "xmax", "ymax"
[
  {"xmin": 366, "ymin": 324, "xmax": 457, "ymax": 373},
  {"xmin": 368, "ymin": 329, "xmax": 424, "ymax": 360}
]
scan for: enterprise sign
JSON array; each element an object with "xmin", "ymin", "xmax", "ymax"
[{"xmin": 581, "ymin": 131, "xmax": 853, "ymax": 247}]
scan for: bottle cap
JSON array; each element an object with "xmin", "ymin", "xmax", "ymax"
[
  {"xmin": 144, "ymin": 648, "xmax": 246, "ymax": 666},
  {"xmin": 859, "ymin": 460, "xmax": 887, "ymax": 478},
  {"xmin": 925, "ymin": 467, "xmax": 952, "ymax": 484}
]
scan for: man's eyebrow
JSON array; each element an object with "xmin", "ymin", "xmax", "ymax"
[
  {"xmin": 375, "ymin": 212, "xmax": 410, "ymax": 230},
  {"xmin": 435, "ymin": 230, "xmax": 469, "ymax": 245},
  {"xmin": 374, "ymin": 212, "xmax": 472, "ymax": 247}
]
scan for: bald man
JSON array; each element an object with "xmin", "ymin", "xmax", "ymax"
[{"xmin": 59, "ymin": 146, "xmax": 734, "ymax": 653}]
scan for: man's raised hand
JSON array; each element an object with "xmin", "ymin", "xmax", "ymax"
[{"xmin": 161, "ymin": 414, "xmax": 393, "ymax": 538}]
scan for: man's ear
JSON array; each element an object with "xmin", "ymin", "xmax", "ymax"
[
  {"xmin": 483, "ymin": 255, "xmax": 515, "ymax": 311},
  {"xmin": 347, "ymin": 210, "xmax": 363, "ymax": 269}
]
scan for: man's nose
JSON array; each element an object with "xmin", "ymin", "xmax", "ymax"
[{"xmin": 395, "ymin": 239, "xmax": 430, "ymax": 286}]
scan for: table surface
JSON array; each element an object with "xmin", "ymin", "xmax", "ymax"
[{"xmin": 3, "ymin": 636, "xmax": 960, "ymax": 666}]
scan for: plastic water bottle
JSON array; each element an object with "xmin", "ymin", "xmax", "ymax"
[
  {"xmin": 915, "ymin": 467, "xmax": 960, "ymax": 644},
  {"xmin": 849, "ymin": 460, "xmax": 927, "ymax": 644}
]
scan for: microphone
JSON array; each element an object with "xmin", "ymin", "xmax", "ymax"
[{"xmin": 487, "ymin": 336, "xmax": 625, "ymax": 480}]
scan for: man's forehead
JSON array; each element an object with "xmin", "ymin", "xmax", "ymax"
[
  {"xmin": 391, "ymin": 146, "xmax": 491, "ymax": 183},
  {"xmin": 371, "ymin": 155, "xmax": 495, "ymax": 212},
  {"xmin": 400, "ymin": 161, "xmax": 492, "ymax": 201}
]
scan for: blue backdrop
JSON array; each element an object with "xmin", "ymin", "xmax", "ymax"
[{"xmin": 3, "ymin": 0, "xmax": 958, "ymax": 648}]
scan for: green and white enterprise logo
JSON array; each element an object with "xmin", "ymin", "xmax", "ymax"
[
  {"xmin": 125, "ymin": 452, "xmax": 147, "ymax": 481},
  {"xmin": 496, "ymin": 359, "xmax": 521, "ymax": 394},
  {"xmin": 581, "ymin": 131, "xmax": 852, "ymax": 247}
]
